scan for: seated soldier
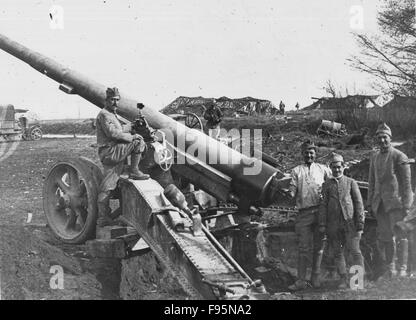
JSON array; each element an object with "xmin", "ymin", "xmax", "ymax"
[{"xmin": 95, "ymin": 87, "xmax": 149, "ymax": 227}]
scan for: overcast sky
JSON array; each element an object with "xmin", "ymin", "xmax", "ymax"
[{"xmin": 0, "ymin": 0, "xmax": 381, "ymax": 119}]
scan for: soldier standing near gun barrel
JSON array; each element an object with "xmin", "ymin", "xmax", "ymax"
[
  {"xmin": 287, "ymin": 140, "xmax": 331, "ymax": 291},
  {"xmin": 95, "ymin": 87, "xmax": 149, "ymax": 228},
  {"xmin": 203, "ymin": 98, "xmax": 223, "ymax": 139},
  {"xmin": 367, "ymin": 123, "xmax": 413, "ymax": 278},
  {"xmin": 319, "ymin": 153, "xmax": 365, "ymax": 289}
]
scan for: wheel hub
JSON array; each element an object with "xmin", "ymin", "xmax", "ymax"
[
  {"xmin": 58, "ymin": 191, "xmax": 83, "ymax": 210},
  {"xmin": 57, "ymin": 194, "xmax": 70, "ymax": 209},
  {"xmin": 43, "ymin": 158, "xmax": 103, "ymax": 244}
]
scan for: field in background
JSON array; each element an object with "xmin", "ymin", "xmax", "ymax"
[
  {"xmin": 40, "ymin": 114, "xmax": 319, "ymax": 136},
  {"xmin": 40, "ymin": 119, "xmax": 96, "ymax": 135}
]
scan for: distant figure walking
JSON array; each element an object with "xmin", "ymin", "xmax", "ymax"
[
  {"xmin": 279, "ymin": 100, "xmax": 285, "ymax": 115},
  {"xmin": 295, "ymin": 102, "xmax": 300, "ymax": 112}
]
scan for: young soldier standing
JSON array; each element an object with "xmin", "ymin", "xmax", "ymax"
[
  {"xmin": 319, "ymin": 153, "xmax": 365, "ymax": 289},
  {"xmin": 367, "ymin": 123, "xmax": 413, "ymax": 277},
  {"xmin": 287, "ymin": 140, "xmax": 331, "ymax": 290}
]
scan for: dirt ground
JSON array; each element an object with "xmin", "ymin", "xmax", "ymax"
[
  {"xmin": 2, "ymin": 121, "xmax": 416, "ymax": 300},
  {"xmin": 0, "ymin": 138, "xmax": 185, "ymax": 300}
]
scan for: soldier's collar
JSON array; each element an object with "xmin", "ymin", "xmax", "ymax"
[
  {"xmin": 104, "ymin": 106, "xmax": 117, "ymax": 114},
  {"xmin": 331, "ymin": 174, "xmax": 344, "ymax": 181},
  {"xmin": 380, "ymin": 145, "xmax": 392, "ymax": 153}
]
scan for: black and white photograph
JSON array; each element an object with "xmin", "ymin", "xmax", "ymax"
[{"xmin": 1, "ymin": 0, "xmax": 416, "ymax": 305}]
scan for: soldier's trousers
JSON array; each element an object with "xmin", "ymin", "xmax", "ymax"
[
  {"xmin": 376, "ymin": 203, "xmax": 408, "ymax": 270},
  {"xmin": 327, "ymin": 226, "xmax": 364, "ymax": 275},
  {"xmin": 295, "ymin": 207, "xmax": 323, "ymax": 280},
  {"xmin": 97, "ymin": 140, "xmax": 146, "ymax": 220}
]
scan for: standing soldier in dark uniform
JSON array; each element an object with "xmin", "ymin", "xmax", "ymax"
[
  {"xmin": 203, "ymin": 98, "xmax": 223, "ymax": 139},
  {"xmin": 95, "ymin": 87, "xmax": 149, "ymax": 228},
  {"xmin": 367, "ymin": 123, "xmax": 413, "ymax": 277},
  {"xmin": 319, "ymin": 153, "xmax": 365, "ymax": 289}
]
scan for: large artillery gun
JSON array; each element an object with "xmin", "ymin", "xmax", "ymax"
[{"xmin": 0, "ymin": 33, "xmax": 291, "ymax": 299}]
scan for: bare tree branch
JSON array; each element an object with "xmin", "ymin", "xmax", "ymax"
[{"xmin": 349, "ymin": 0, "xmax": 416, "ymax": 96}]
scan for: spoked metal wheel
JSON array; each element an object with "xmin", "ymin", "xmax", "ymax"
[
  {"xmin": 43, "ymin": 157, "xmax": 103, "ymax": 244},
  {"xmin": 184, "ymin": 112, "xmax": 203, "ymax": 131},
  {"xmin": 30, "ymin": 127, "xmax": 42, "ymax": 141}
]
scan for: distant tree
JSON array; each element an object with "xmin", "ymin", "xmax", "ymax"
[
  {"xmin": 322, "ymin": 79, "xmax": 363, "ymax": 98},
  {"xmin": 324, "ymin": 79, "xmax": 338, "ymax": 97},
  {"xmin": 349, "ymin": 0, "xmax": 416, "ymax": 96}
]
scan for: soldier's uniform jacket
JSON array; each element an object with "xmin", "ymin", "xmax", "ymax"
[
  {"xmin": 367, "ymin": 146, "xmax": 412, "ymax": 213},
  {"xmin": 96, "ymin": 108, "xmax": 132, "ymax": 147},
  {"xmin": 204, "ymin": 104, "xmax": 223, "ymax": 128},
  {"xmin": 319, "ymin": 175, "xmax": 364, "ymax": 230},
  {"xmin": 289, "ymin": 162, "xmax": 331, "ymax": 210},
  {"xmin": 96, "ymin": 107, "xmax": 140, "ymax": 192}
]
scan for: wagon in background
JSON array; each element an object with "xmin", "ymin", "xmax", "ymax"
[{"xmin": 0, "ymin": 104, "xmax": 42, "ymax": 141}]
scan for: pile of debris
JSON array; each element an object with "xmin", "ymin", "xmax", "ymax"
[{"xmin": 161, "ymin": 96, "xmax": 279, "ymax": 117}]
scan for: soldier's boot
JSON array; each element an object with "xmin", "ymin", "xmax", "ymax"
[
  {"xmin": 129, "ymin": 152, "xmax": 150, "ymax": 180},
  {"xmin": 409, "ymin": 237, "xmax": 416, "ymax": 278},
  {"xmin": 385, "ymin": 241, "xmax": 397, "ymax": 277},
  {"xmin": 310, "ymin": 273, "xmax": 321, "ymax": 289},
  {"xmin": 337, "ymin": 274, "xmax": 348, "ymax": 290},
  {"xmin": 288, "ymin": 279, "xmax": 308, "ymax": 291},
  {"xmin": 398, "ymin": 239, "xmax": 409, "ymax": 277},
  {"xmin": 311, "ymin": 252, "xmax": 322, "ymax": 288},
  {"xmin": 96, "ymin": 192, "xmax": 113, "ymax": 228},
  {"xmin": 388, "ymin": 263, "xmax": 397, "ymax": 277},
  {"xmin": 327, "ymin": 265, "xmax": 338, "ymax": 280},
  {"xmin": 288, "ymin": 257, "xmax": 308, "ymax": 291},
  {"xmin": 375, "ymin": 241, "xmax": 389, "ymax": 279}
]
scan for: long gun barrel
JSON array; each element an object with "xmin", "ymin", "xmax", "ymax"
[{"xmin": 0, "ymin": 33, "xmax": 287, "ymax": 208}]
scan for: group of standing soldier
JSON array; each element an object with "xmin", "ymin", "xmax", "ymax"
[{"xmin": 286, "ymin": 122, "xmax": 414, "ymax": 290}]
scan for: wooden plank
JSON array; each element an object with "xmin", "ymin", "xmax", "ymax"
[{"xmin": 96, "ymin": 226, "xmax": 128, "ymax": 240}]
